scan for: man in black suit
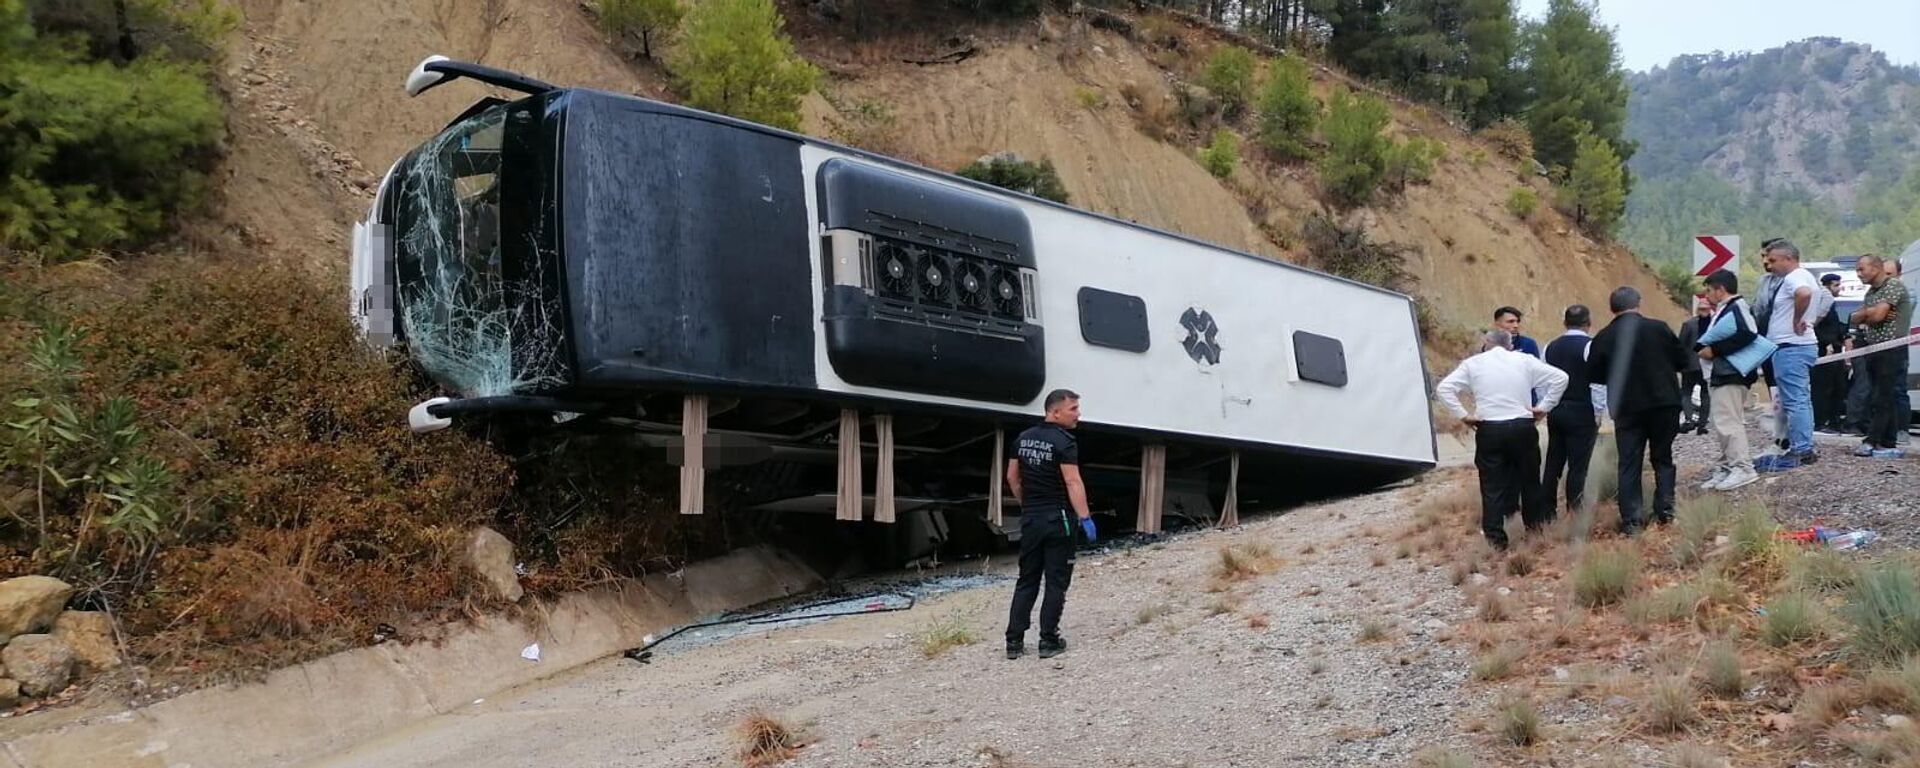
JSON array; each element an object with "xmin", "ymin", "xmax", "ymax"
[
  {"xmin": 1587, "ymin": 286, "xmax": 1691, "ymax": 534},
  {"xmin": 1542, "ymin": 305, "xmax": 1605, "ymax": 518}
]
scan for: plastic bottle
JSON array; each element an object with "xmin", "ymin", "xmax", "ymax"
[{"xmin": 1828, "ymin": 530, "xmax": 1880, "ymax": 551}]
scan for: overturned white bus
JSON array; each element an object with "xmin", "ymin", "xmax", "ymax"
[{"xmin": 348, "ymin": 56, "xmax": 1437, "ymax": 548}]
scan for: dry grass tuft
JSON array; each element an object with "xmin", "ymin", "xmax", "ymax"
[
  {"xmin": 1136, "ymin": 603, "xmax": 1173, "ymax": 625},
  {"xmin": 1358, "ymin": 618, "xmax": 1391, "ymax": 642},
  {"xmin": 1413, "ymin": 746, "xmax": 1474, "ymax": 768},
  {"xmin": 1496, "ymin": 694, "xmax": 1541, "ymax": 745},
  {"xmin": 1644, "ymin": 676, "xmax": 1698, "ymax": 733},
  {"xmin": 1371, "ymin": 549, "xmax": 1388, "ymax": 568},
  {"xmin": 1246, "ymin": 613, "xmax": 1270, "ymax": 629},
  {"xmin": 1476, "ymin": 591, "xmax": 1510, "ymax": 623},
  {"xmin": 1574, "ymin": 545, "xmax": 1640, "ymax": 608},
  {"xmin": 1667, "ymin": 743, "xmax": 1726, "ymax": 768},
  {"xmin": 1762, "ymin": 591, "xmax": 1823, "ymax": 647},
  {"xmin": 1865, "ymin": 655, "xmax": 1920, "ymax": 714},
  {"xmin": 1702, "ymin": 640, "xmax": 1746, "ymax": 699},
  {"xmin": 734, "ymin": 710, "xmax": 802, "ymax": 767},
  {"xmin": 913, "ymin": 616, "xmax": 978, "ymax": 659},
  {"xmin": 1789, "ymin": 548, "xmax": 1860, "ymax": 593},
  {"xmin": 1794, "ymin": 683, "xmax": 1863, "ymax": 730},
  {"xmin": 1505, "ymin": 548, "xmax": 1537, "ymax": 576},
  {"xmin": 1844, "ymin": 562, "xmax": 1920, "ymax": 664},
  {"xmin": 1215, "ymin": 542, "xmax": 1279, "ymax": 582},
  {"xmin": 1449, "ymin": 560, "xmax": 1472, "ymax": 586},
  {"xmin": 1207, "ymin": 593, "xmax": 1244, "ymax": 617},
  {"xmin": 1669, "ymin": 495, "xmax": 1732, "ymax": 568},
  {"xmin": 1471, "ymin": 645, "xmax": 1524, "ymax": 681}
]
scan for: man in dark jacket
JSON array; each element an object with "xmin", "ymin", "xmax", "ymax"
[
  {"xmin": 1813, "ymin": 272, "xmax": 1850, "ymax": 432},
  {"xmin": 1676, "ymin": 298, "xmax": 1714, "ymax": 434},
  {"xmin": 1542, "ymin": 305, "xmax": 1605, "ymax": 517},
  {"xmin": 1587, "ymin": 286, "xmax": 1691, "ymax": 533}
]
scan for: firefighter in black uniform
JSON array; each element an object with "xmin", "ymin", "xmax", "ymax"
[{"xmin": 1005, "ymin": 388, "xmax": 1097, "ymax": 660}]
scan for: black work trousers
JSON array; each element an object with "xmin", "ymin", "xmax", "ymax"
[
  {"xmin": 1814, "ymin": 353, "xmax": 1848, "ymax": 428},
  {"xmin": 1006, "ymin": 508, "xmax": 1076, "ymax": 642},
  {"xmin": 1543, "ymin": 416, "xmax": 1598, "ymax": 516},
  {"xmin": 1866, "ymin": 348, "xmax": 1907, "ymax": 449},
  {"xmin": 1615, "ymin": 406, "xmax": 1680, "ymax": 531},
  {"xmin": 1473, "ymin": 417, "xmax": 1546, "ymax": 549}
]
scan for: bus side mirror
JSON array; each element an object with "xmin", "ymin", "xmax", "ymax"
[{"xmin": 405, "ymin": 55, "xmax": 455, "ymax": 97}]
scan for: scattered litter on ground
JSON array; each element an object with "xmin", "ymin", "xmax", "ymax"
[{"xmin": 520, "ymin": 643, "xmax": 540, "ymax": 662}]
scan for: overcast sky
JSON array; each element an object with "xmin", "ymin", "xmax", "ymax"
[{"xmin": 1515, "ymin": 0, "xmax": 1920, "ymax": 73}]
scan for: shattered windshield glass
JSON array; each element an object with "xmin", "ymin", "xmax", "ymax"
[{"xmin": 394, "ymin": 102, "xmax": 564, "ymax": 397}]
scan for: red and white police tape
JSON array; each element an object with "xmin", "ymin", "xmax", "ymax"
[{"xmin": 1813, "ymin": 330, "xmax": 1920, "ymax": 366}]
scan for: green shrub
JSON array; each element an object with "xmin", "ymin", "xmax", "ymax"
[
  {"xmin": 1505, "ymin": 187, "xmax": 1540, "ymax": 220},
  {"xmin": 1318, "ymin": 88, "xmax": 1393, "ymax": 206},
  {"xmin": 0, "ymin": 2, "xmax": 227, "ymax": 261},
  {"xmin": 1763, "ymin": 591, "xmax": 1823, "ymax": 647},
  {"xmin": 1198, "ymin": 129, "xmax": 1240, "ymax": 178},
  {"xmin": 1199, "ymin": 46, "xmax": 1257, "ymax": 116},
  {"xmin": 1384, "ymin": 137, "xmax": 1444, "ymax": 191},
  {"xmin": 672, "ymin": 0, "xmax": 818, "ymax": 130},
  {"xmin": 955, "ymin": 153, "xmax": 1070, "ymax": 204},
  {"xmin": 1845, "ymin": 563, "xmax": 1920, "ymax": 663},
  {"xmin": 1573, "ymin": 545, "xmax": 1639, "ymax": 607},
  {"xmin": 1254, "ymin": 55, "xmax": 1318, "ymax": 161},
  {"xmin": 1564, "ymin": 132, "xmax": 1626, "ymax": 236},
  {"xmin": 596, "ymin": 0, "xmax": 684, "ymax": 58},
  {"xmin": 913, "ymin": 615, "xmax": 978, "ymax": 658}
]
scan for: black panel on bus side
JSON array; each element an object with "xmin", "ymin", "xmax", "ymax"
[
  {"xmin": 815, "ymin": 159, "xmax": 1046, "ymax": 405},
  {"xmin": 558, "ymin": 92, "xmax": 815, "ymax": 392},
  {"xmin": 1077, "ymin": 287, "xmax": 1151, "ymax": 353},
  {"xmin": 1293, "ymin": 330, "xmax": 1348, "ymax": 387}
]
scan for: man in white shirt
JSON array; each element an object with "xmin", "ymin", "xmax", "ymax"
[
  {"xmin": 1757, "ymin": 239, "xmax": 1821, "ymax": 469},
  {"xmin": 1436, "ymin": 329, "xmax": 1571, "ymax": 551}
]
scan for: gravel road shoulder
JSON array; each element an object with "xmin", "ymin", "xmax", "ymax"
[{"xmin": 312, "ymin": 477, "xmax": 1493, "ymax": 768}]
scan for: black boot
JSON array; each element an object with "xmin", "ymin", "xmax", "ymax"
[
  {"xmin": 1038, "ymin": 635, "xmax": 1066, "ymax": 659},
  {"xmin": 1006, "ymin": 638, "xmax": 1024, "ymax": 660}
]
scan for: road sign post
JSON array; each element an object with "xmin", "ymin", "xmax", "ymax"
[{"xmin": 1693, "ymin": 235, "xmax": 1740, "ymax": 278}]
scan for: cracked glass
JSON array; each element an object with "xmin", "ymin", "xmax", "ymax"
[{"xmin": 393, "ymin": 102, "xmax": 564, "ymax": 398}]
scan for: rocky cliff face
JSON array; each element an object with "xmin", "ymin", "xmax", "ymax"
[{"xmin": 1628, "ymin": 37, "xmax": 1920, "ymax": 210}]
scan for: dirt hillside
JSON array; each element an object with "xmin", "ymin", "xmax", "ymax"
[{"xmin": 217, "ymin": 1, "xmax": 1679, "ymax": 346}]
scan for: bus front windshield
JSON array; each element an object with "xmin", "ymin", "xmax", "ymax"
[{"xmin": 392, "ymin": 102, "xmax": 560, "ymax": 397}]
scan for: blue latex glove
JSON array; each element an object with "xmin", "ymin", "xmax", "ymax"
[{"xmin": 1079, "ymin": 517, "xmax": 1097, "ymax": 543}]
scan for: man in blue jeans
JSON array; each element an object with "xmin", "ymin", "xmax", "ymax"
[{"xmin": 1756, "ymin": 240, "xmax": 1821, "ymax": 470}]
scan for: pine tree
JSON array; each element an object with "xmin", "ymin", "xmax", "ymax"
[
  {"xmin": 1526, "ymin": 0, "xmax": 1631, "ymax": 174},
  {"xmin": 1318, "ymin": 87, "xmax": 1393, "ymax": 206},
  {"xmin": 1567, "ymin": 132, "xmax": 1625, "ymax": 235},
  {"xmin": 598, "ymin": 0, "xmax": 683, "ymax": 59},
  {"xmin": 672, "ymin": 0, "xmax": 818, "ymax": 131},
  {"xmin": 1460, "ymin": 0, "xmax": 1520, "ymax": 126},
  {"xmin": 1255, "ymin": 55, "xmax": 1319, "ymax": 161},
  {"xmin": 1200, "ymin": 46, "xmax": 1258, "ymax": 117}
]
